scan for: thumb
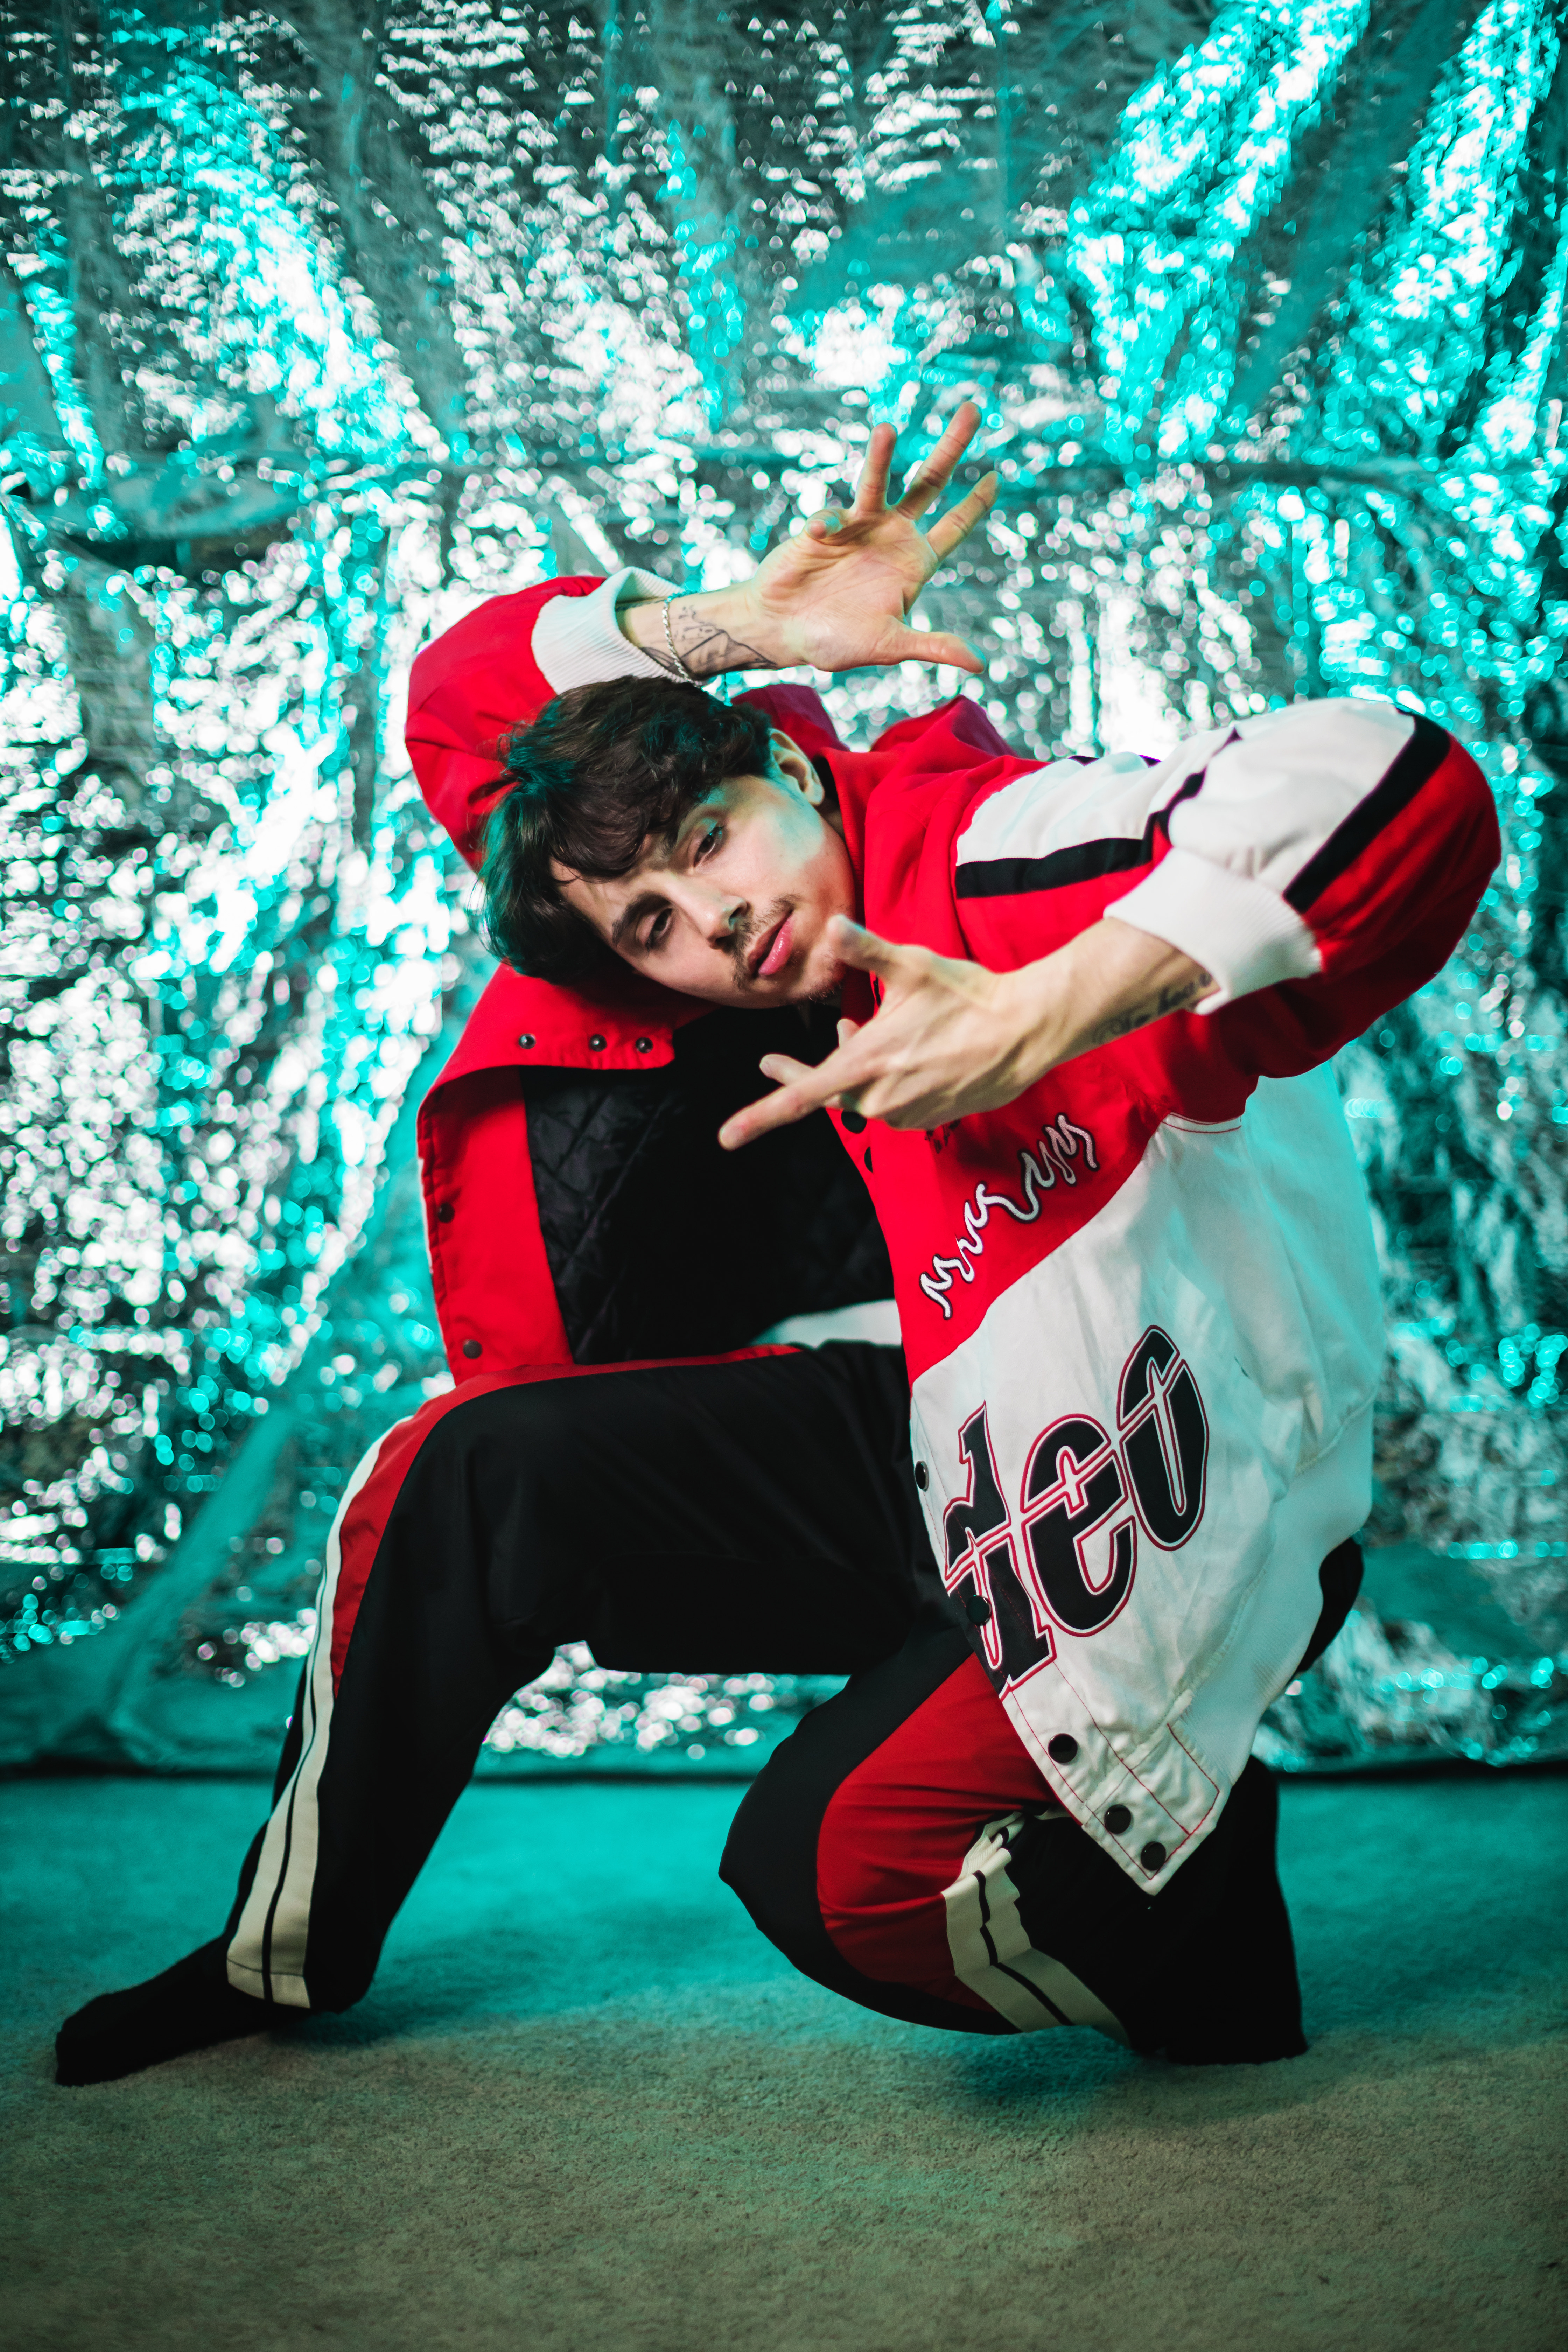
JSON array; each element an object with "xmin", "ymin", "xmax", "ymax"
[
  {"xmin": 884, "ymin": 623, "xmax": 986, "ymax": 674},
  {"xmin": 836, "ymin": 1015, "xmax": 862, "ymax": 1051}
]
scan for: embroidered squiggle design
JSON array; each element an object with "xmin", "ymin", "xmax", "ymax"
[{"xmin": 919, "ymin": 1115, "xmax": 1100, "ymax": 1319}]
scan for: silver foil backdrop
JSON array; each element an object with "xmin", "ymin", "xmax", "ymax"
[{"xmin": 0, "ymin": 0, "xmax": 1564, "ymax": 1775}]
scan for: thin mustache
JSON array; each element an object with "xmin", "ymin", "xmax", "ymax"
[{"xmin": 733, "ymin": 903, "xmax": 790, "ymax": 977}]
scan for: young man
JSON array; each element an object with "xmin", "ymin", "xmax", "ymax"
[{"xmin": 57, "ymin": 411, "xmax": 1497, "ymax": 2084}]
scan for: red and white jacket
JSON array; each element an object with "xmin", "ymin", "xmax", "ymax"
[{"xmin": 406, "ymin": 571, "xmax": 1498, "ymax": 1890}]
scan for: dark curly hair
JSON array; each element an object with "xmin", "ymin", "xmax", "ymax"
[{"xmin": 479, "ymin": 676, "xmax": 776, "ymax": 981}]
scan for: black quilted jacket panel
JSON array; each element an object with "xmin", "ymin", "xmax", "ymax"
[{"xmin": 522, "ymin": 1006, "xmax": 894, "ymax": 1363}]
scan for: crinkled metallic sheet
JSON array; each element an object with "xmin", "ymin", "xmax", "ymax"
[{"xmin": 0, "ymin": 0, "xmax": 1564, "ymax": 1775}]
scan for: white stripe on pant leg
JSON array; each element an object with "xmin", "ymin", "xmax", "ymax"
[
  {"xmin": 943, "ymin": 1813, "xmax": 1129, "ymax": 2043},
  {"xmin": 226, "ymin": 1431, "xmax": 391, "ymax": 2008}
]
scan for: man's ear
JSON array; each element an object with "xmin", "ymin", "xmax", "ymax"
[{"xmin": 769, "ymin": 729, "xmax": 824, "ymax": 806}]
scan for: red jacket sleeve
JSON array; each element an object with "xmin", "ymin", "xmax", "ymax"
[
  {"xmin": 404, "ymin": 576, "xmax": 603, "ymax": 868},
  {"xmin": 1202, "ymin": 716, "xmax": 1501, "ymax": 1078},
  {"xmin": 1092, "ymin": 703, "xmax": 1500, "ymax": 1080}
]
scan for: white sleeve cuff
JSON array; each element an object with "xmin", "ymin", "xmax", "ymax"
[
  {"xmin": 532, "ymin": 567, "xmax": 676, "ymax": 696},
  {"xmin": 1107, "ymin": 846, "xmax": 1321, "ymax": 1010}
]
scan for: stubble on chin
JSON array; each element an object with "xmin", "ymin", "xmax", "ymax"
[
  {"xmin": 780, "ymin": 940, "xmax": 849, "ymax": 1008},
  {"xmin": 735, "ymin": 965, "xmax": 843, "ymax": 1010},
  {"xmin": 797, "ymin": 962, "xmax": 848, "ymax": 1008}
]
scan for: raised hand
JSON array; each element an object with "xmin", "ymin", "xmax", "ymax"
[
  {"xmin": 715, "ymin": 916, "xmax": 1215, "ymax": 1150},
  {"xmin": 739, "ymin": 402, "xmax": 999, "ymax": 672},
  {"xmin": 625, "ymin": 403, "xmax": 999, "ymax": 678}
]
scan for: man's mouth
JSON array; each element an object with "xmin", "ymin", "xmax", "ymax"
[{"xmin": 749, "ymin": 912, "xmax": 794, "ymax": 980}]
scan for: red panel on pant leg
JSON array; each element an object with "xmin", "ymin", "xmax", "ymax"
[{"xmin": 817, "ymin": 1651, "xmax": 1055, "ymax": 2009}]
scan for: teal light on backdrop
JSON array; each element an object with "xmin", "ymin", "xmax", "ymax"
[{"xmin": 0, "ymin": 0, "xmax": 1564, "ymax": 1776}]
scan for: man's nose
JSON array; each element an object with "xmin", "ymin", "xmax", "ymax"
[{"xmin": 674, "ymin": 879, "xmax": 746, "ymax": 943}]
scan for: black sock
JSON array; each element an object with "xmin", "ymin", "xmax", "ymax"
[
  {"xmin": 1152, "ymin": 1762, "xmax": 1307, "ymax": 2065},
  {"xmin": 1008, "ymin": 1758, "xmax": 1307, "ymax": 2065},
  {"xmin": 55, "ymin": 1937, "xmax": 302, "ymax": 2087}
]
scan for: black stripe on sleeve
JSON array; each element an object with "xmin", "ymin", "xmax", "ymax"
[
  {"xmin": 955, "ymin": 765, "xmax": 1207, "ymax": 900},
  {"xmin": 1283, "ymin": 713, "xmax": 1451, "ymax": 915},
  {"xmin": 957, "ymin": 835, "xmax": 1149, "ymax": 898}
]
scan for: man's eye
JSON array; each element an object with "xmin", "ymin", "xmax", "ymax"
[
  {"xmin": 696, "ymin": 823, "xmax": 722, "ymax": 860},
  {"xmin": 644, "ymin": 909, "xmax": 671, "ymax": 950}
]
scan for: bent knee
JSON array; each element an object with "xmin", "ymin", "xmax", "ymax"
[
  {"xmin": 816, "ymin": 1800, "xmax": 958, "ymax": 1990},
  {"xmin": 398, "ymin": 1372, "xmax": 602, "ymax": 1518},
  {"xmin": 728, "ymin": 1759, "xmax": 963, "ymax": 1996}
]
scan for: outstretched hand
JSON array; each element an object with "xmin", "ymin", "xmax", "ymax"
[
  {"xmin": 716, "ymin": 916, "xmax": 1217, "ymax": 1151},
  {"xmin": 727, "ymin": 403, "xmax": 998, "ymax": 674}
]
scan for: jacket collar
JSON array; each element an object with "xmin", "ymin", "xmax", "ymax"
[{"xmin": 429, "ymin": 960, "xmax": 706, "ymax": 1092}]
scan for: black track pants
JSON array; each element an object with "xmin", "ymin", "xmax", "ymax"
[{"xmin": 221, "ymin": 1344, "xmax": 1346, "ymax": 2059}]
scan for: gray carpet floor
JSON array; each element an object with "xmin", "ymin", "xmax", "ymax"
[{"xmin": 2, "ymin": 1772, "xmax": 1564, "ymax": 2352}]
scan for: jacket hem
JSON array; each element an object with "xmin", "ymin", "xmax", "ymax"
[
  {"xmin": 1004, "ymin": 1394, "xmax": 1374, "ymax": 1897},
  {"xmin": 532, "ymin": 566, "xmax": 674, "ymax": 696},
  {"xmin": 1110, "ymin": 844, "xmax": 1321, "ymax": 1007}
]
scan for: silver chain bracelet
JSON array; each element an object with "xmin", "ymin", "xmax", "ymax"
[{"xmin": 661, "ymin": 594, "xmax": 694, "ymax": 679}]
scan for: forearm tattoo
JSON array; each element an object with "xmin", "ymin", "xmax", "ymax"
[{"xmin": 1083, "ymin": 966, "xmax": 1216, "ymax": 1049}]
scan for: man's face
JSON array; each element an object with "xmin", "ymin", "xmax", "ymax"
[{"xmin": 554, "ymin": 734, "xmax": 856, "ymax": 1006}]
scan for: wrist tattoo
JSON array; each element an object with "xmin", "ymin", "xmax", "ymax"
[
  {"xmin": 1084, "ymin": 966, "xmax": 1215, "ymax": 1049},
  {"xmin": 648, "ymin": 596, "xmax": 777, "ymax": 679}
]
